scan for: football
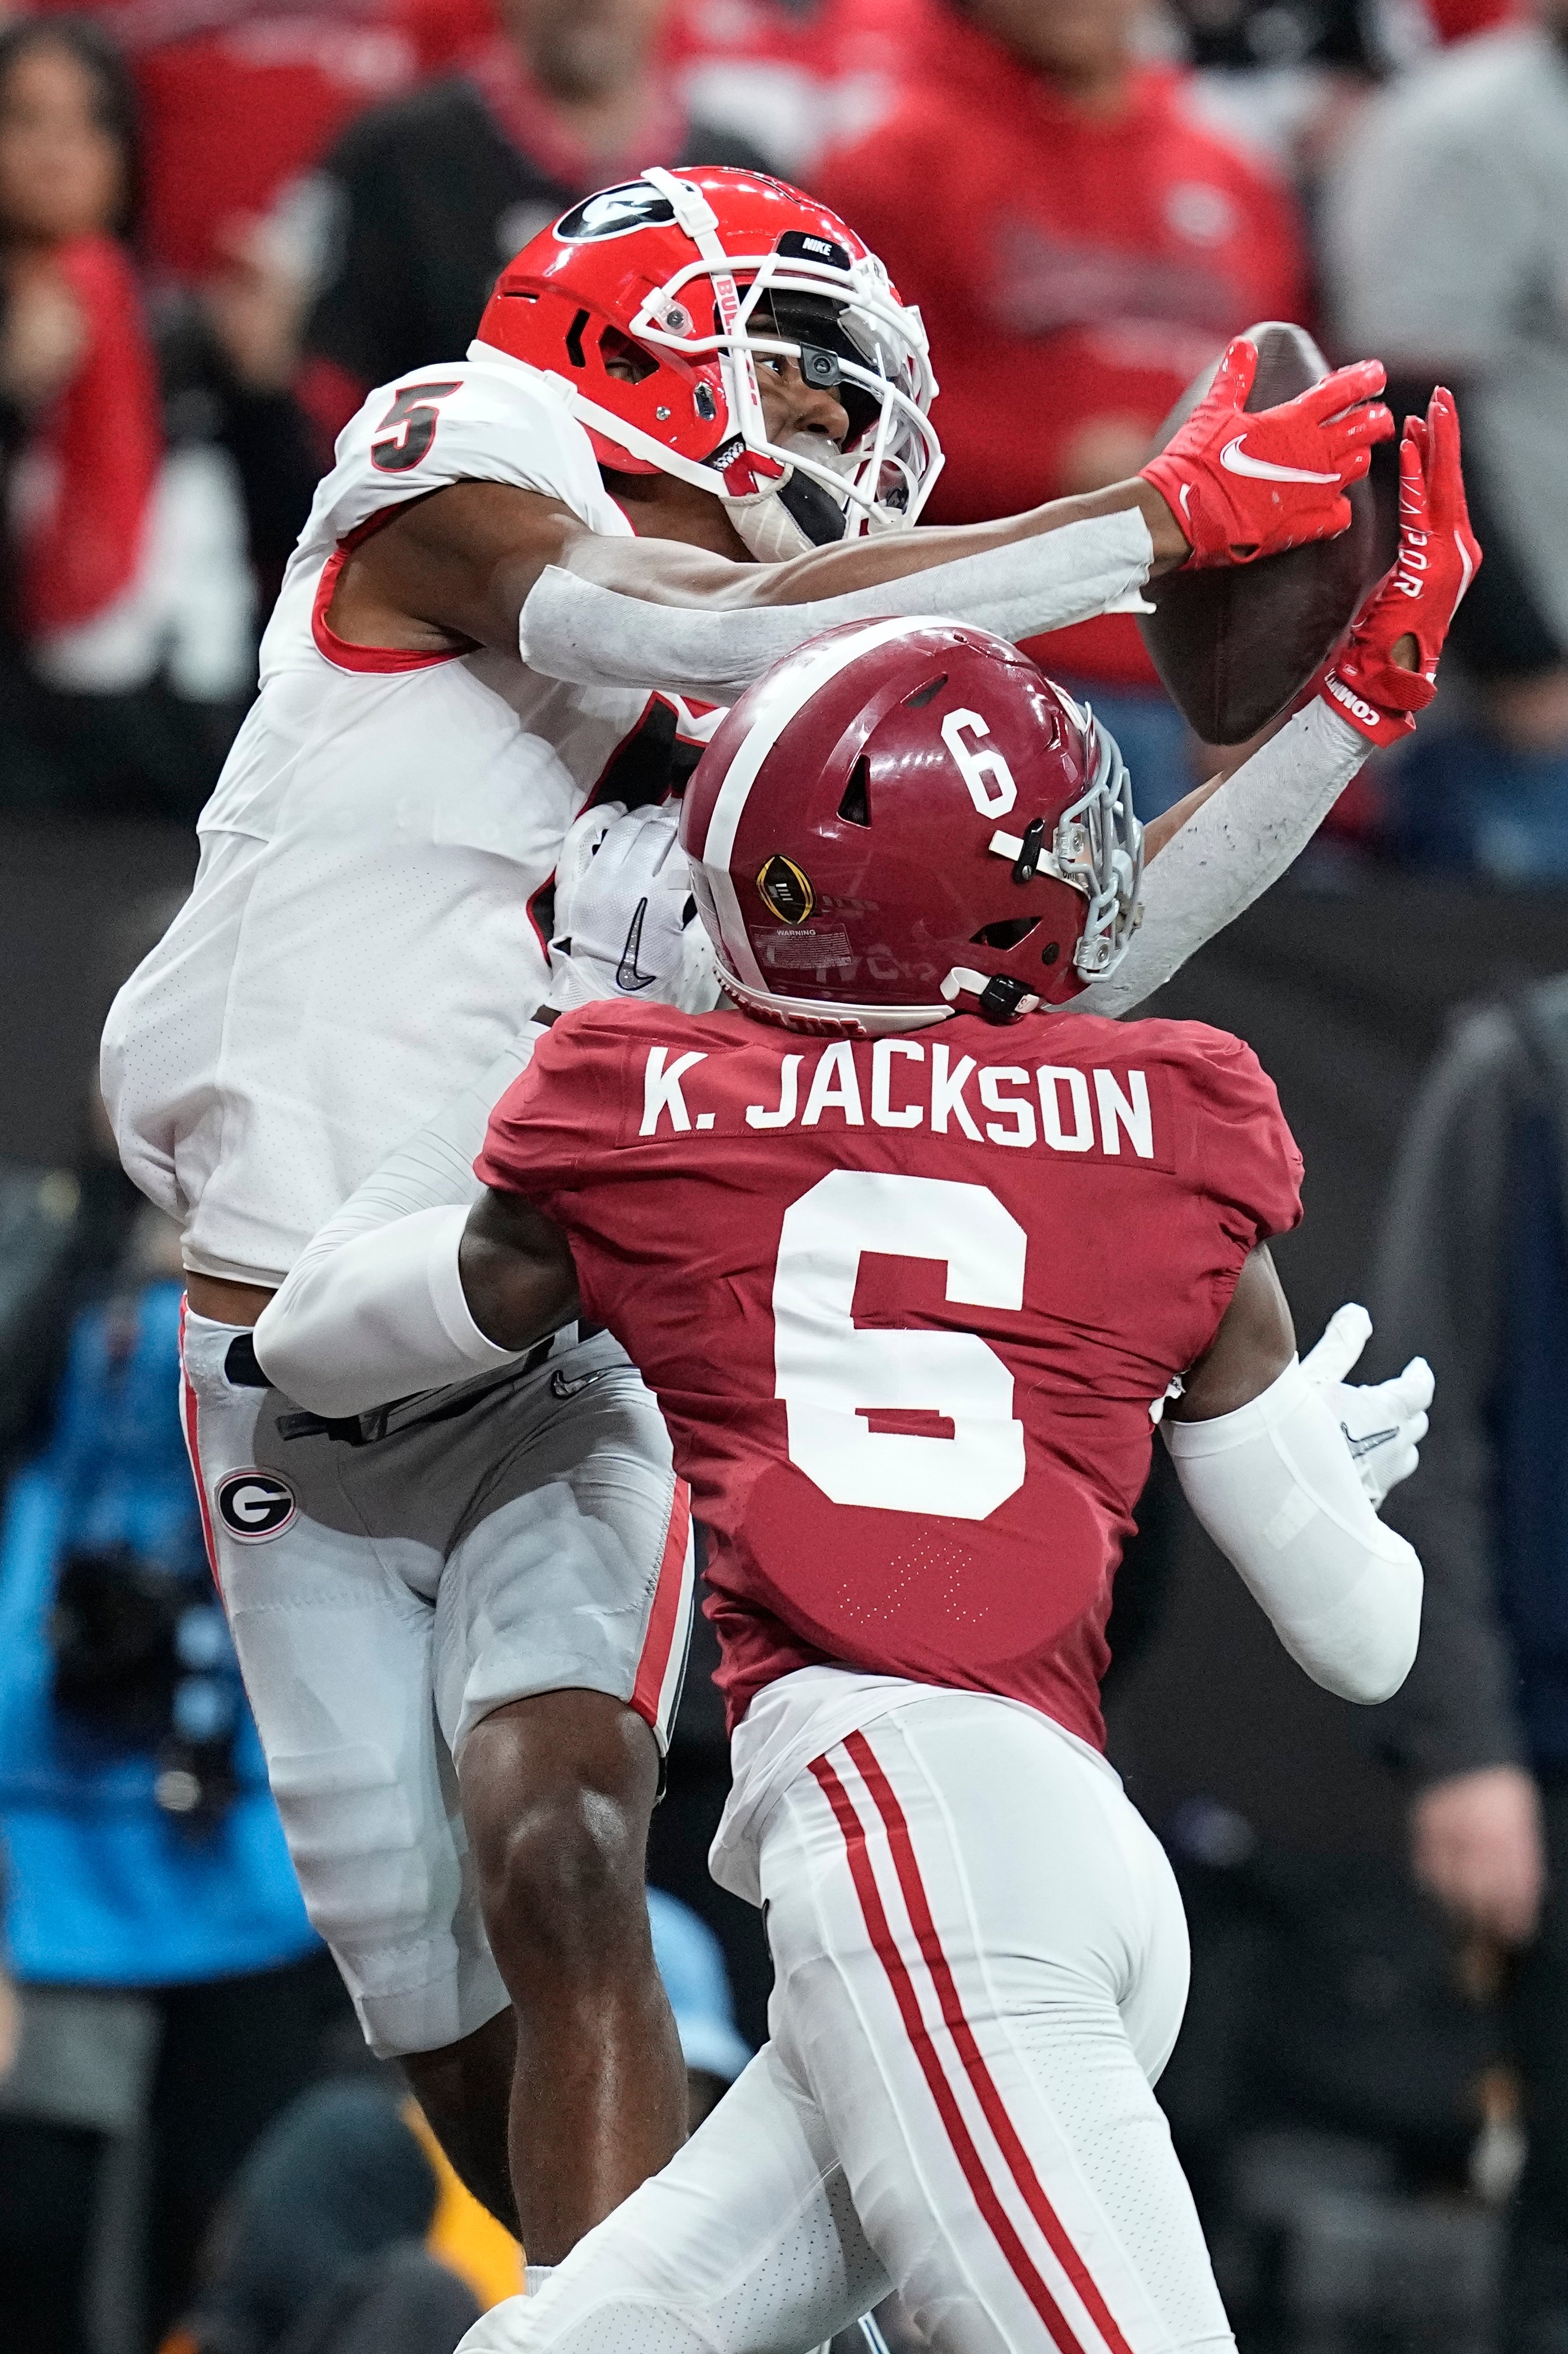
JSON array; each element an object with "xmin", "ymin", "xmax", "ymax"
[{"xmin": 1138, "ymin": 321, "xmax": 1381, "ymax": 745}]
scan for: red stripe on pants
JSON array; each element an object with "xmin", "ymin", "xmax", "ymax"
[
  {"xmin": 177, "ymin": 1296, "xmax": 222, "ymax": 1591},
  {"xmin": 809, "ymin": 1750, "xmax": 1088, "ymax": 2354},
  {"xmin": 843, "ymin": 1730, "xmax": 1136, "ymax": 2354},
  {"xmin": 630, "ymin": 1477, "xmax": 690, "ymax": 1732}
]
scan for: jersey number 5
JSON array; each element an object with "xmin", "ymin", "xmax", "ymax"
[
  {"xmin": 371, "ymin": 380, "xmax": 462, "ymax": 474},
  {"xmin": 773, "ymin": 1170, "xmax": 1026, "ymax": 1520}
]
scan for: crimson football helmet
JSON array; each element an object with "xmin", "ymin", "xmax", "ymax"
[
  {"xmin": 679, "ymin": 619, "xmax": 1142, "ymax": 1035},
  {"xmin": 474, "ymin": 165, "xmax": 941, "ymax": 561}
]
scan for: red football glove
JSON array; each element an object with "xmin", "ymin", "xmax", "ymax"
[
  {"xmin": 1321, "ymin": 388, "xmax": 1482, "ymax": 750},
  {"xmin": 1140, "ymin": 337, "xmax": 1393, "ymax": 567}
]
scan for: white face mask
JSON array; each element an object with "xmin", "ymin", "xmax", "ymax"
[{"xmin": 622, "ymin": 170, "xmax": 943, "ymax": 543}]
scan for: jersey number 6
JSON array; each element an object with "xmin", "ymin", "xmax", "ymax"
[
  {"xmin": 773, "ymin": 1170, "xmax": 1027, "ymax": 1520},
  {"xmin": 371, "ymin": 380, "xmax": 462, "ymax": 474}
]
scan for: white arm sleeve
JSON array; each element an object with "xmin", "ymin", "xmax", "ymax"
[
  {"xmin": 517, "ymin": 508, "xmax": 1154, "ymax": 703},
  {"xmin": 252, "ymin": 1025, "xmax": 546, "ymax": 1413},
  {"xmin": 256, "ymin": 1204, "xmax": 517, "ymax": 1417},
  {"xmin": 1077, "ymin": 699, "xmax": 1366, "ymax": 1017},
  {"xmin": 1162, "ymin": 1356, "xmax": 1423, "ymax": 1705}
]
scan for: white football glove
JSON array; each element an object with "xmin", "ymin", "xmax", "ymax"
[
  {"xmin": 1301, "ymin": 1303, "xmax": 1433, "ymax": 1508},
  {"xmin": 543, "ymin": 798, "xmax": 697, "ymax": 1014}
]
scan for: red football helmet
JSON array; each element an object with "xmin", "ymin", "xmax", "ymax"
[
  {"xmin": 679, "ymin": 619, "xmax": 1142, "ymax": 1035},
  {"xmin": 474, "ymin": 165, "xmax": 941, "ymax": 561}
]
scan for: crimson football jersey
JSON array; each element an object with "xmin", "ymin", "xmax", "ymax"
[{"xmin": 476, "ymin": 1000, "xmax": 1302, "ymax": 1748}]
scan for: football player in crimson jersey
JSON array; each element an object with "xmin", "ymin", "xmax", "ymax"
[
  {"xmin": 102, "ymin": 163, "xmax": 1410, "ymax": 2257},
  {"xmin": 253, "ymin": 613, "xmax": 1441, "ymax": 2351}
]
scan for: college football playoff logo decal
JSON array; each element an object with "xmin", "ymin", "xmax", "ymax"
[
  {"xmin": 757, "ymin": 855, "xmax": 815, "ymax": 925},
  {"xmin": 216, "ymin": 1467, "xmax": 297, "ymax": 1544}
]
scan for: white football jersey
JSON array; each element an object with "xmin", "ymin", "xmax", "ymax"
[{"xmin": 102, "ymin": 352, "xmax": 717, "ymax": 1286}]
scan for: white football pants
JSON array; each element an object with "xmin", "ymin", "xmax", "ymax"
[
  {"xmin": 460, "ymin": 1681, "xmax": 1233, "ymax": 2354},
  {"xmin": 178, "ymin": 1305, "xmax": 692, "ymax": 2059}
]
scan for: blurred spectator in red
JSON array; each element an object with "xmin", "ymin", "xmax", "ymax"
[
  {"xmin": 664, "ymin": 0, "xmax": 924, "ymax": 179},
  {"xmin": 816, "ymin": 0, "xmax": 1309, "ymax": 816},
  {"xmin": 0, "ymin": 19, "xmax": 161, "ymax": 674},
  {"xmin": 12, "ymin": 8, "xmax": 487, "ymax": 607},
  {"xmin": 0, "ymin": 14, "xmax": 260, "ymax": 824},
  {"xmin": 119, "ymin": 9, "xmax": 415, "ymax": 286},
  {"xmin": 1420, "ymin": 0, "xmax": 1519, "ymax": 38},
  {"xmin": 297, "ymin": 0, "xmax": 772, "ymax": 445},
  {"xmin": 22, "ymin": 0, "xmax": 468, "ymax": 283}
]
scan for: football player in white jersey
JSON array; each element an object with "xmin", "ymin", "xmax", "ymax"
[{"xmin": 101, "ymin": 162, "xmax": 1399, "ymax": 2255}]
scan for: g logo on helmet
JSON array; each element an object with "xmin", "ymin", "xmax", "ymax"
[
  {"xmin": 217, "ymin": 1468, "xmax": 296, "ymax": 1543},
  {"xmin": 555, "ymin": 182, "xmax": 676, "ymax": 242}
]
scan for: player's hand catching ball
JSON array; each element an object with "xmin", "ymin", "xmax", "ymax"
[
  {"xmin": 1140, "ymin": 336, "xmax": 1393, "ymax": 568},
  {"xmin": 1301, "ymin": 1302, "xmax": 1433, "ymax": 1508},
  {"xmin": 1322, "ymin": 388, "xmax": 1482, "ymax": 749},
  {"xmin": 543, "ymin": 797, "xmax": 697, "ymax": 1013}
]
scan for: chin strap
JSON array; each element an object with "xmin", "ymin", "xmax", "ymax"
[
  {"xmin": 725, "ymin": 479, "xmax": 820, "ymax": 563},
  {"xmin": 726, "ymin": 448, "xmax": 855, "ymax": 562},
  {"xmin": 939, "ymin": 968, "xmax": 1042, "ymax": 1022},
  {"xmin": 642, "ymin": 166, "xmax": 776, "ymax": 495}
]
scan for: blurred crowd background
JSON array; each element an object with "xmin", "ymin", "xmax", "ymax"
[{"xmin": 3, "ymin": 0, "xmax": 1568, "ymax": 2347}]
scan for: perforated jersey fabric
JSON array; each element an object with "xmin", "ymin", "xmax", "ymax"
[{"xmin": 101, "ymin": 354, "xmax": 714, "ymax": 1286}]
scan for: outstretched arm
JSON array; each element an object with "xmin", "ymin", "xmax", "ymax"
[
  {"xmin": 460, "ymin": 1187, "xmax": 578, "ymax": 1349},
  {"xmin": 253, "ymin": 1177, "xmax": 576, "ymax": 1418},
  {"xmin": 1077, "ymin": 699, "xmax": 1369, "ymax": 1015},
  {"xmin": 1164, "ymin": 1248, "xmax": 1425, "ymax": 1705},
  {"xmin": 332, "ymin": 341, "xmax": 1390, "ymax": 700},
  {"xmin": 251, "ymin": 1012, "xmax": 563, "ymax": 1415}
]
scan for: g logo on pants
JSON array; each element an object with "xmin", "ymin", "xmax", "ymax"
[{"xmin": 217, "ymin": 1467, "xmax": 296, "ymax": 1543}]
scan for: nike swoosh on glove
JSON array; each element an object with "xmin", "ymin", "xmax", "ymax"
[
  {"xmin": 1301, "ymin": 1302, "xmax": 1433, "ymax": 1508},
  {"xmin": 1321, "ymin": 387, "xmax": 1482, "ymax": 750},
  {"xmin": 1139, "ymin": 337, "xmax": 1393, "ymax": 567},
  {"xmin": 543, "ymin": 797, "xmax": 697, "ymax": 1014}
]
